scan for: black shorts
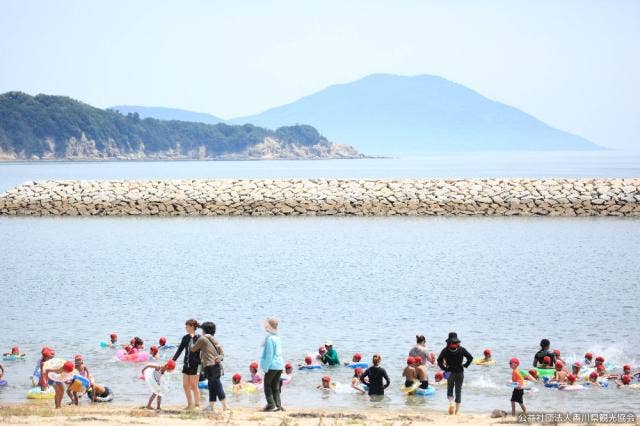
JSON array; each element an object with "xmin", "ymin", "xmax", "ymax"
[
  {"xmin": 182, "ymin": 364, "xmax": 199, "ymax": 375},
  {"xmin": 511, "ymin": 388, "xmax": 524, "ymax": 403}
]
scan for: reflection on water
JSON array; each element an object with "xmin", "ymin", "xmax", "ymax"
[{"xmin": 0, "ymin": 216, "xmax": 639, "ymax": 412}]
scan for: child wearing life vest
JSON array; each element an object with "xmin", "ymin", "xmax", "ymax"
[{"xmin": 509, "ymin": 358, "xmax": 527, "ymax": 417}]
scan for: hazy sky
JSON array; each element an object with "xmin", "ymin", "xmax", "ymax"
[{"xmin": 1, "ymin": 0, "xmax": 639, "ymax": 150}]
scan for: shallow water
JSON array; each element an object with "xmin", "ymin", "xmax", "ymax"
[
  {"xmin": 0, "ymin": 216, "xmax": 638, "ymax": 413},
  {"xmin": 2, "ymin": 150, "xmax": 640, "ymax": 192}
]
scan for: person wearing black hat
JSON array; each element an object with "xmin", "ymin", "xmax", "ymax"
[
  {"xmin": 437, "ymin": 332, "xmax": 473, "ymax": 415},
  {"xmin": 532, "ymin": 338, "xmax": 556, "ymax": 368}
]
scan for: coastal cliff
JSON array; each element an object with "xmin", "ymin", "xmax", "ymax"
[{"xmin": 1, "ymin": 178, "xmax": 638, "ymax": 217}]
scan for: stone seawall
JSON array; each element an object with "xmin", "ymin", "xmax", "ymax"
[{"xmin": 1, "ymin": 179, "xmax": 639, "ymax": 217}]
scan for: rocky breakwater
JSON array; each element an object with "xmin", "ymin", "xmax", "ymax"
[{"xmin": 0, "ymin": 178, "xmax": 639, "ymax": 217}]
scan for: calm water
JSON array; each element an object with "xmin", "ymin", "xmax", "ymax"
[
  {"xmin": 2, "ymin": 151, "xmax": 640, "ymax": 192},
  {"xmin": 0, "ymin": 216, "xmax": 639, "ymax": 413}
]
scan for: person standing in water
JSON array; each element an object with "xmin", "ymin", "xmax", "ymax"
[
  {"xmin": 359, "ymin": 354, "xmax": 390, "ymax": 397},
  {"xmin": 532, "ymin": 338, "xmax": 556, "ymax": 367},
  {"xmin": 172, "ymin": 319, "xmax": 201, "ymax": 410},
  {"xmin": 437, "ymin": 332, "xmax": 473, "ymax": 415},
  {"xmin": 260, "ymin": 317, "xmax": 284, "ymax": 412}
]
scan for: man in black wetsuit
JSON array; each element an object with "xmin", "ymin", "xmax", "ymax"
[
  {"xmin": 437, "ymin": 332, "xmax": 473, "ymax": 416},
  {"xmin": 532, "ymin": 338, "xmax": 556, "ymax": 368}
]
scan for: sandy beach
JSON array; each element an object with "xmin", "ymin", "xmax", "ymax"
[{"xmin": 0, "ymin": 404, "xmax": 528, "ymax": 425}]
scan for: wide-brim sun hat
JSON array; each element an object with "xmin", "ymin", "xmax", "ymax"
[
  {"xmin": 262, "ymin": 317, "xmax": 279, "ymax": 334},
  {"xmin": 445, "ymin": 332, "xmax": 461, "ymax": 344}
]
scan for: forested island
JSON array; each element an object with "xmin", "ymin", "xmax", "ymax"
[{"xmin": 0, "ymin": 92, "xmax": 361, "ymax": 161}]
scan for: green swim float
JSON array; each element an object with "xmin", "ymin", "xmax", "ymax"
[{"xmin": 536, "ymin": 367, "xmax": 556, "ymax": 378}]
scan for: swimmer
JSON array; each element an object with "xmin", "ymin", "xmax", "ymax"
[
  {"xmin": 142, "ymin": 359, "xmax": 176, "ymax": 410},
  {"xmin": 344, "ymin": 353, "xmax": 363, "ymax": 366},
  {"xmin": 317, "ymin": 375, "xmax": 335, "ymax": 390},
  {"xmin": 44, "ymin": 360, "xmax": 74, "ymax": 408},
  {"xmin": 414, "ymin": 356, "xmax": 430, "ymax": 390},
  {"xmin": 607, "ymin": 364, "xmax": 632, "ymax": 380},
  {"xmin": 509, "ymin": 358, "xmax": 527, "ymax": 417},
  {"xmin": 533, "ymin": 339, "xmax": 556, "ymax": 367},
  {"xmin": 523, "ymin": 369, "xmax": 540, "ymax": 382},
  {"xmin": 149, "ymin": 345, "xmax": 159, "ymax": 360},
  {"xmin": 571, "ymin": 362, "xmax": 582, "ymax": 380},
  {"xmin": 481, "ymin": 349, "xmax": 493, "ymax": 363},
  {"xmin": 231, "ymin": 373, "xmax": 254, "ymax": 393},
  {"xmin": 320, "ymin": 341, "xmax": 340, "ymax": 366},
  {"xmin": 316, "ymin": 346, "xmax": 327, "ymax": 360},
  {"xmin": 3, "ymin": 346, "xmax": 22, "ymax": 357},
  {"xmin": 594, "ymin": 356, "xmax": 606, "ymax": 371},
  {"xmin": 616, "ymin": 374, "xmax": 632, "ymax": 388},
  {"xmin": 351, "ymin": 367, "xmax": 366, "ymax": 394},
  {"xmin": 552, "ymin": 361, "xmax": 569, "ymax": 383},
  {"xmin": 583, "ymin": 352, "xmax": 593, "ymax": 366},
  {"xmin": 109, "ymin": 333, "xmax": 118, "ymax": 347},
  {"xmin": 249, "ymin": 361, "xmax": 263, "ymax": 384},
  {"xmin": 159, "ymin": 337, "xmax": 169, "ymax": 349},
  {"xmin": 402, "ymin": 357, "xmax": 418, "ymax": 393},
  {"xmin": 298, "ymin": 355, "xmax": 320, "ymax": 369},
  {"xmin": 553, "ymin": 349, "xmax": 565, "ymax": 365},
  {"xmin": 558, "ymin": 374, "xmax": 581, "ymax": 390},
  {"xmin": 131, "ymin": 337, "xmax": 144, "ymax": 353},
  {"xmin": 596, "ymin": 363, "xmax": 607, "ymax": 377}
]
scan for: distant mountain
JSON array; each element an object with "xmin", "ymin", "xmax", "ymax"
[
  {"xmin": 111, "ymin": 105, "xmax": 224, "ymax": 125},
  {"xmin": 231, "ymin": 74, "xmax": 601, "ymax": 155},
  {"xmin": 0, "ymin": 92, "xmax": 361, "ymax": 161}
]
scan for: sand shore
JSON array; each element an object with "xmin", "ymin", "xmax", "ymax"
[{"xmin": 0, "ymin": 403, "xmax": 527, "ymax": 425}]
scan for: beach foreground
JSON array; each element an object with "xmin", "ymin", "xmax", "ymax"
[{"xmin": 1, "ymin": 404, "xmax": 631, "ymax": 426}]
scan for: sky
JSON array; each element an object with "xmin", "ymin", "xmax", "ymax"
[{"xmin": 1, "ymin": 0, "xmax": 639, "ymax": 150}]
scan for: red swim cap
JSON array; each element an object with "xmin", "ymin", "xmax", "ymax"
[
  {"xmin": 621, "ymin": 374, "xmax": 631, "ymax": 385},
  {"xmin": 63, "ymin": 361, "xmax": 74, "ymax": 373},
  {"xmin": 285, "ymin": 363, "xmax": 292, "ymax": 369},
  {"xmin": 555, "ymin": 361, "xmax": 564, "ymax": 370},
  {"xmin": 165, "ymin": 360, "xmax": 176, "ymax": 371},
  {"xmin": 553, "ymin": 349, "xmax": 561, "ymax": 356},
  {"xmin": 435, "ymin": 371, "xmax": 444, "ymax": 380},
  {"xmin": 573, "ymin": 362, "xmax": 582, "ymax": 369},
  {"xmin": 584, "ymin": 352, "xmax": 593, "ymax": 360},
  {"xmin": 623, "ymin": 365, "xmax": 631, "ymax": 372},
  {"xmin": 150, "ymin": 345, "xmax": 158, "ymax": 355},
  {"xmin": 232, "ymin": 373, "xmax": 242, "ymax": 382},
  {"xmin": 589, "ymin": 371, "xmax": 598, "ymax": 380},
  {"xmin": 110, "ymin": 333, "xmax": 117, "ymax": 340},
  {"xmin": 322, "ymin": 375, "xmax": 331, "ymax": 383},
  {"xmin": 353, "ymin": 353, "xmax": 362, "ymax": 362},
  {"xmin": 42, "ymin": 348, "xmax": 53, "ymax": 358},
  {"xmin": 74, "ymin": 354, "xmax": 83, "ymax": 362},
  {"xmin": 304, "ymin": 356, "xmax": 312, "ymax": 365},
  {"xmin": 11, "ymin": 346, "xmax": 19, "ymax": 354},
  {"xmin": 159, "ymin": 337, "xmax": 167, "ymax": 346},
  {"xmin": 567, "ymin": 374, "xmax": 576, "ymax": 383},
  {"xmin": 250, "ymin": 362, "xmax": 259, "ymax": 370},
  {"xmin": 596, "ymin": 356, "xmax": 605, "ymax": 363},
  {"xmin": 407, "ymin": 357, "xmax": 414, "ymax": 365},
  {"xmin": 528, "ymin": 369, "xmax": 538, "ymax": 378},
  {"xmin": 510, "ymin": 358, "xmax": 520, "ymax": 366},
  {"xmin": 543, "ymin": 356, "xmax": 551, "ymax": 364},
  {"xmin": 596, "ymin": 364, "xmax": 605, "ymax": 372},
  {"xmin": 483, "ymin": 349, "xmax": 491, "ymax": 356},
  {"xmin": 354, "ymin": 367, "xmax": 363, "ymax": 375}
]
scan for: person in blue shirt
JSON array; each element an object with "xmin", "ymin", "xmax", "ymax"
[{"xmin": 260, "ymin": 317, "xmax": 284, "ymax": 412}]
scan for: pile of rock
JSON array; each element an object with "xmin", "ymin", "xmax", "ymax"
[{"xmin": 0, "ymin": 178, "xmax": 638, "ymax": 216}]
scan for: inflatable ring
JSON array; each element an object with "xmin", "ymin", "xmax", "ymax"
[
  {"xmin": 116, "ymin": 349, "xmax": 149, "ymax": 363},
  {"xmin": 345, "ymin": 362, "xmax": 368, "ymax": 369},
  {"xmin": 87, "ymin": 388, "xmax": 114, "ymax": 402},
  {"xmin": 27, "ymin": 387, "xmax": 55, "ymax": 399},
  {"xmin": 415, "ymin": 386, "xmax": 436, "ymax": 396},
  {"xmin": 472, "ymin": 359, "xmax": 495, "ymax": 366},
  {"xmin": 230, "ymin": 383, "xmax": 257, "ymax": 394},
  {"xmin": 143, "ymin": 368, "xmax": 168, "ymax": 396},
  {"xmin": 298, "ymin": 365, "xmax": 322, "ymax": 370},
  {"xmin": 43, "ymin": 358, "xmax": 65, "ymax": 370},
  {"xmin": 400, "ymin": 381, "xmax": 421, "ymax": 394},
  {"xmin": 48, "ymin": 371, "xmax": 75, "ymax": 383},
  {"xmin": 536, "ymin": 367, "xmax": 556, "ymax": 378},
  {"xmin": 198, "ymin": 380, "xmax": 208, "ymax": 389},
  {"xmin": 2, "ymin": 354, "xmax": 26, "ymax": 361}
]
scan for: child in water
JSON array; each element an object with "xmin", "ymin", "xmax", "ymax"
[
  {"xmin": 608, "ymin": 364, "xmax": 632, "ymax": 380},
  {"xmin": 552, "ymin": 361, "xmax": 569, "ymax": 383},
  {"xmin": 149, "ymin": 345, "xmax": 159, "ymax": 360},
  {"xmin": 142, "ymin": 359, "xmax": 176, "ymax": 410},
  {"xmin": 402, "ymin": 357, "xmax": 418, "ymax": 393},
  {"xmin": 3, "ymin": 346, "xmax": 23, "ymax": 357},
  {"xmin": 433, "ymin": 370, "xmax": 446, "ymax": 385},
  {"xmin": 351, "ymin": 367, "xmax": 366, "ymax": 394},
  {"xmin": 558, "ymin": 374, "xmax": 583, "ymax": 390},
  {"xmin": 231, "ymin": 373, "xmax": 255, "ymax": 393},
  {"xmin": 509, "ymin": 358, "xmax": 527, "ymax": 417},
  {"xmin": 616, "ymin": 374, "xmax": 632, "ymax": 388},
  {"xmin": 317, "ymin": 375, "xmax": 335, "ymax": 391},
  {"xmin": 553, "ymin": 349, "xmax": 565, "ymax": 365},
  {"xmin": 105, "ymin": 334, "xmax": 117, "ymax": 348},
  {"xmin": 158, "ymin": 337, "xmax": 168, "ymax": 349},
  {"xmin": 483, "ymin": 349, "xmax": 493, "ymax": 362},
  {"xmin": 249, "ymin": 361, "xmax": 263, "ymax": 384},
  {"xmin": 279, "ymin": 363, "xmax": 293, "ymax": 391},
  {"xmin": 36, "ymin": 347, "xmax": 55, "ymax": 390},
  {"xmin": 298, "ymin": 355, "xmax": 320, "ymax": 369},
  {"xmin": 344, "ymin": 353, "xmax": 363, "ymax": 366},
  {"xmin": 583, "ymin": 352, "xmax": 593, "ymax": 366},
  {"xmin": 571, "ymin": 362, "xmax": 582, "ymax": 380},
  {"xmin": 540, "ymin": 356, "xmax": 553, "ymax": 369},
  {"xmin": 523, "ymin": 369, "xmax": 540, "ymax": 382},
  {"xmin": 414, "ymin": 357, "xmax": 430, "ymax": 390}
]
